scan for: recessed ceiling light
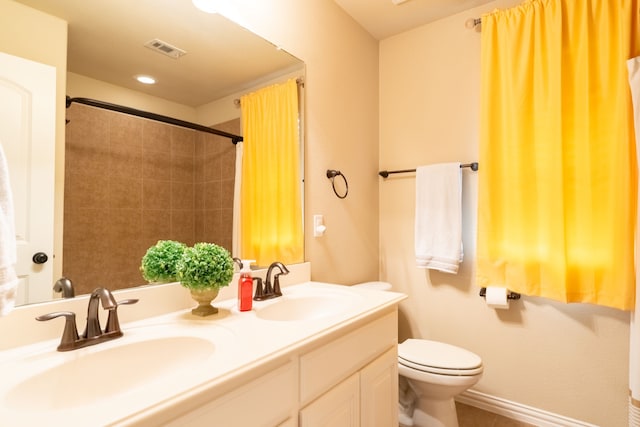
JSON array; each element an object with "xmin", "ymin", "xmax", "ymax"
[{"xmin": 135, "ymin": 75, "xmax": 156, "ymax": 85}]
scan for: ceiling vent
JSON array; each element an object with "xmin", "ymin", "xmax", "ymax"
[{"xmin": 144, "ymin": 39, "xmax": 187, "ymax": 59}]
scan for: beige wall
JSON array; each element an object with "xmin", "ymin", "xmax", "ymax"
[
  {"xmin": 67, "ymin": 72, "xmax": 200, "ymax": 123},
  {"xmin": 196, "ymin": 67, "xmax": 304, "ymax": 126},
  {"xmin": 222, "ymin": 0, "xmax": 380, "ymax": 285},
  {"xmin": 379, "ymin": 1, "xmax": 630, "ymax": 426},
  {"xmin": 68, "ymin": 67, "xmax": 305, "ymax": 127}
]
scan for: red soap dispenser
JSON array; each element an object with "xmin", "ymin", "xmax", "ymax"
[{"xmin": 238, "ymin": 260, "xmax": 255, "ymax": 312}]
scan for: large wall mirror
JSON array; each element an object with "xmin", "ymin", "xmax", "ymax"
[{"xmin": 12, "ymin": 0, "xmax": 305, "ymax": 304}]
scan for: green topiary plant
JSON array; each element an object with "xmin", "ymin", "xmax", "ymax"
[
  {"xmin": 176, "ymin": 242, "xmax": 234, "ymax": 290},
  {"xmin": 140, "ymin": 240, "xmax": 187, "ymax": 283}
]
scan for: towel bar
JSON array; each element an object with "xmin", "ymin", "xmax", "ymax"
[
  {"xmin": 479, "ymin": 287, "xmax": 521, "ymax": 300},
  {"xmin": 379, "ymin": 162, "xmax": 478, "ymax": 178}
]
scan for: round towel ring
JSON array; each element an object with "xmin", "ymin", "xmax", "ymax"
[{"xmin": 326, "ymin": 169, "xmax": 349, "ymax": 199}]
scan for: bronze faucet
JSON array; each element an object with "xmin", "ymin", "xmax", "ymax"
[
  {"xmin": 36, "ymin": 287, "xmax": 138, "ymax": 352},
  {"xmin": 254, "ymin": 262, "xmax": 290, "ymax": 301},
  {"xmin": 83, "ymin": 287, "xmax": 118, "ymax": 339},
  {"xmin": 53, "ymin": 277, "xmax": 75, "ymax": 298}
]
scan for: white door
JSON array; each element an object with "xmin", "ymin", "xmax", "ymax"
[{"xmin": 0, "ymin": 51, "xmax": 56, "ymax": 305}]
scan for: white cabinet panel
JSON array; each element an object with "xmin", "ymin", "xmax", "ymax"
[
  {"xmin": 360, "ymin": 347, "xmax": 399, "ymax": 427},
  {"xmin": 300, "ymin": 312, "xmax": 397, "ymax": 406},
  {"xmin": 299, "ymin": 373, "xmax": 360, "ymax": 427}
]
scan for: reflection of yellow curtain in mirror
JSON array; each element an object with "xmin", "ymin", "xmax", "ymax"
[
  {"xmin": 477, "ymin": 0, "xmax": 640, "ymax": 310},
  {"xmin": 240, "ymin": 79, "xmax": 303, "ymax": 266}
]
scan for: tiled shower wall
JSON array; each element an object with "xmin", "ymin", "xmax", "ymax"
[{"xmin": 64, "ymin": 103, "xmax": 238, "ymax": 295}]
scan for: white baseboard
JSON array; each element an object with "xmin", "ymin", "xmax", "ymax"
[{"xmin": 455, "ymin": 389, "xmax": 599, "ymax": 427}]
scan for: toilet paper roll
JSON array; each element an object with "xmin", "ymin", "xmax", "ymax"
[{"xmin": 485, "ymin": 286, "xmax": 510, "ymax": 309}]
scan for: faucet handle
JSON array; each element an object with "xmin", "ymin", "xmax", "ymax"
[
  {"xmin": 272, "ymin": 263, "xmax": 290, "ymax": 296},
  {"xmin": 263, "ymin": 277, "xmax": 274, "ymax": 296},
  {"xmin": 253, "ymin": 277, "xmax": 265, "ymax": 300},
  {"xmin": 273, "ymin": 273, "xmax": 285, "ymax": 296},
  {"xmin": 116, "ymin": 298, "xmax": 139, "ymax": 306},
  {"xmin": 36, "ymin": 311, "xmax": 79, "ymax": 351},
  {"xmin": 105, "ymin": 298, "xmax": 139, "ymax": 335}
]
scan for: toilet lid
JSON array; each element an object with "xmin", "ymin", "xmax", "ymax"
[{"xmin": 398, "ymin": 339, "xmax": 483, "ymax": 376}]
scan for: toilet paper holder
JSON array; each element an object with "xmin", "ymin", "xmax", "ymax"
[{"xmin": 479, "ymin": 287, "xmax": 521, "ymax": 300}]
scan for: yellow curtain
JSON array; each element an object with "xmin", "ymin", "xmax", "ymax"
[
  {"xmin": 477, "ymin": 0, "xmax": 640, "ymax": 310},
  {"xmin": 240, "ymin": 79, "xmax": 303, "ymax": 266}
]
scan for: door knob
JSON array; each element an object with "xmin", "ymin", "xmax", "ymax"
[{"xmin": 32, "ymin": 252, "xmax": 49, "ymax": 264}]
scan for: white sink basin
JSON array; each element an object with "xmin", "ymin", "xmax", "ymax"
[
  {"xmin": 255, "ymin": 287, "xmax": 363, "ymax": 321},
  {"xmin": 2, "ymin": 321, "xmax": 236, "ymax": 412},
  {"xmin": 6, "ymin": 336, "xmax": 213, "ymax": 410}
]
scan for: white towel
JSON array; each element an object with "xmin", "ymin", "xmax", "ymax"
[
  {"xmin": 414, "ymin": 163, "xmax": 463, "ymax": 273},
  {"xmin": 0, "ymin": 143, "xmax": 17, "ymax": 316},
  {"xmin": 627, "ymin": 55, "xmax": 640, "ymax": 408}
]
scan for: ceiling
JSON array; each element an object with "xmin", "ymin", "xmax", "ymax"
[
  {"xmin": 14, "ymin": 0, "xmax": 494, "ymax": 107},
  {"xmin": 14, "ymin": 0, "xmax": 303, "ymax": 107},
  {"xmin": 333, "ymin": 0, "xmax": 494, "ymax": 39}
]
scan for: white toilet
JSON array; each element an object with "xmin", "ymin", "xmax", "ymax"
[{"xmin": 355, "ymin": 282, "xmax": 483, "ymax": 427}]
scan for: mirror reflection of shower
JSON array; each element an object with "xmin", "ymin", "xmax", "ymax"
[{"xmin": 63, "ymin": 103, "xmax": 239, "ymax": 296}]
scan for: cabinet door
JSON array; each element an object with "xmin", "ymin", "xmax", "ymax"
[
  {"xmin": 360, "ymin": 347, "xmax": 398, "ymax": 427},
  {"xmin": 300, "ymin": 312, "xmax": 397, "ymax": 406},
  {"xmin": 300, "ymin": 373, "xmax": 360, "ymax": 427}
]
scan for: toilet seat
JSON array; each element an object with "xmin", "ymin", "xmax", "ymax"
[{"xmin": 398, "ymin": 339, "xmax": 483, "ymax": 376}]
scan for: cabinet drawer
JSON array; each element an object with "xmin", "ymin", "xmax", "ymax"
[
  {"xmin": 164, "ymin": 360, "xmax": 296, "ymax": 427},
  {"xmin": 300, "ymin": 311, "xmax": 397, "ymax": 405}
]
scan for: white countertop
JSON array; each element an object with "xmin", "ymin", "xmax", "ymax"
[{"xmin": 0, "ymin": 281, "xmax": 405, "ymax": 426}]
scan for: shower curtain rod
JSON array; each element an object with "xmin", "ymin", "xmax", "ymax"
[
  {"xmin": 233, "ymin": 77, "xmax": 305, "ymax": 107},
  {"xmin": 66, "ymin": 96, "xmax": 243, "ymax": 144},
  {"xmin": 378, "ymin": 162, "xmax": 479, "ymax": 178}
]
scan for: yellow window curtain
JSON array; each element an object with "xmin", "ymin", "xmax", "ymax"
[
  {"xmin": 477, "ymin": 0, "xmax": 640, "ymax": 310},
  {"xmin": 240, "ymin": 79, "xmax": 303, "ymax": 266}
]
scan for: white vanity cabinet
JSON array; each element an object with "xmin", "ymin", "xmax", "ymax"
[
  {"xmin": 299, "ymin": 311, "xmax": 399, "ymax": 427},
  {"xmin": 158, "ymin": 309, "xmax": 399, "ymax": 427},
  {"xmin": 0, "ymin": 281, "xmax": 406, "ymax": 427}
]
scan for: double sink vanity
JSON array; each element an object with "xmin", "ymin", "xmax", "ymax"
[{"xmin": 0, "ymin": 263, "xmax": 406, "ymax": 426}]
